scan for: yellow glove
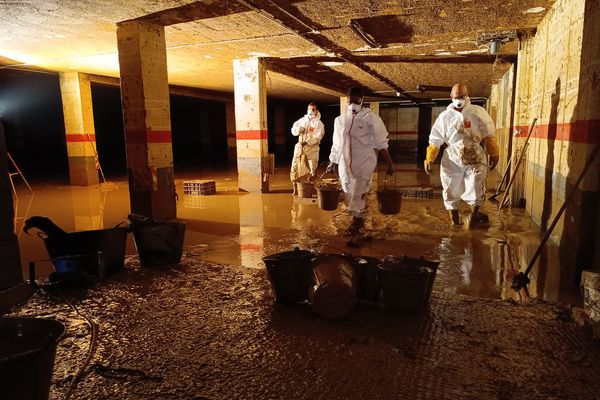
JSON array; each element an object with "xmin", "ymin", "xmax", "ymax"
[
  {"xmin": 483, "ymin": 136, "xmax": 499, "ymax": 170},
  {"xmin": 424, "ymin": 145, "xmax": 439, "ymax": 175}
]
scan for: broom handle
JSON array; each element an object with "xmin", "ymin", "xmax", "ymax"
[
  {"xmin": 499, "ymin": 118, "xmax": 537, "ymax": 209},
  {"xmin": 523, "ymin": 145, "xmax": 600, "ymax": 276}
]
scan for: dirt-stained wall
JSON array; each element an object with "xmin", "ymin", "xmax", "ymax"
[{"xmin": 491, "ymin": 0, "xmax": 600, "ymax": 279}]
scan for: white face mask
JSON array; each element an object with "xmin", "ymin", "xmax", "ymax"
[
  {"xmin": 307, "ymin": 109, "xmax": 316, "ymax": 117},
  {"xmin": 452, "ymin": 96, "xmax": 468, "ymax": 109},
  {"xmin": 347, "ymin": 102, "xmax": 362, "ymax": 113}
]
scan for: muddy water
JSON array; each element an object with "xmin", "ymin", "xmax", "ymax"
[{"xmin": 12, "ymin": 167, "xmax": 580, "ymax": 305}]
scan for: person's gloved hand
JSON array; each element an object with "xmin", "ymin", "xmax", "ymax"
[
  {"xmin": 483, "ymin": 136, "xmax": 499, "ymax": 170},
  {"xmin": 424, "ymin": 160, "xmax": 433, "ymax": 175},
  {"xmin": 325, "ymin": 162, "xmax": 338, "ymax": 174},
  {"xmin": 424, "ymin": 144, "xmax": 440, "ymax": 176},
  {"xmin": 301, "ymin": 141, "xmax": 307, "ymax": 146},
  {"xmin": 386, "ymin": 161, "xmax": 395, "ymax": 176},
  {"xmin": 298, "ymin": 126, "xmax": 306, "ymax": 134}
]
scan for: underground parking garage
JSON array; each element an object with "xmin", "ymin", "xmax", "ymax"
[{"xmin": 1, "ymin": 0, "xmax": 600, "ymax": 399}]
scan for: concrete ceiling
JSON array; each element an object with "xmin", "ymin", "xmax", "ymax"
[{"xmin": 0, "ymin": 0, "xmax": 554, "ymax": 102}]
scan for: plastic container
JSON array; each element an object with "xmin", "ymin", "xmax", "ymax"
[
  {"xmin": 0, "ymin": 317, "xmax": 65, "ymax": 400},
  {"xmin": 378, "ymin": 255, "xmax": 439, "ymax": 313},
  {"xmin": 262, "ymin": 248, "xmax": 316, "ymax": 304},
  {"xmin": 43, "ymin": 227, "xmax": 128, "ymax": 276},
  {"xmin": 376, "ymin": 189, "xmax": 402, "ymax": 215},
  {"xmin": 310, "ymin": 254, "xmax": 358, "ymax": 320},
  {"xmin": 131, "ymin": 219, "xmax": 186, "ymax": 267},
  {"xmin": 317, "ymin": 186, "xmax": 340, "ymax": 211},
  {"xmin": 352, "ymin": 256, "xmax": 381, "ymax": 301},
  {"xmin": 297, "ymin": 181, "xmax": 315, "ymax": 198},
  {"xmin": 581, "ymin": 269, "xmax": 600, "ymax": 339}
]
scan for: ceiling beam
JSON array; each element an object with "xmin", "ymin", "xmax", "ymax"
[
  {"xmin": 237, "ymin": 0, "xmax": 416, "ymax": 100},
  {"xmin": 281, "ymin": 54, "xmax": 518, "ymax": 64},
  {"xmin": 263, "ymin": 60, "xmax": 347, "ymax": 97},
  {"xmin": 126, "ymin": 1, "xmax": 250, "ymax": 26}
]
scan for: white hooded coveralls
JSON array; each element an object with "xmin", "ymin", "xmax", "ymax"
[
  {"xmin": 429, "ymin": 100, "xmax": 496, "ymax": 210},
  {"xmin": 329, "ymin": 106, "xmax": 389, "ymax": 218},
  {"xmin": 291, "ymin": 111, "xmax": 325, "ymax": 179}
]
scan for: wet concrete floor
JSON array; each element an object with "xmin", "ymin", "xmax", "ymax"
[
  {"xmin": 14, "ymin": 166, "xmax": 581, "ymax": 304},
  {"xmin": 8, "ymin": 166, "xmax": 598, "ymax": 399}
]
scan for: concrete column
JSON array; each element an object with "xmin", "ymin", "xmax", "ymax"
[
  {"xmin": 340, "ymin": 97, "xmax": 348, "ymax": 115},
  {"xmin": 274, "ymin": 105, "xmax": 286, "ymax": 165},
  {"xmin": 71, "ymin": 186, "xmax": 103, "ymax": 231},
  {"xmin": 117, "ymin": 20, "xmax": 176, "ymax": 219},
  {"xmin": 0, "ymin": 121, "xmax": 23, "ymax": 289},
  {"xmin": 59, "ymin": 72, "xmax": 100, "ymax": 186},
  {"xmin": 233, "ymin": 58, "xmax": 269, "ymax": 193},
  {"xmin": 225, "ymin": 101, "xmax": 237, "ymax": 166}
]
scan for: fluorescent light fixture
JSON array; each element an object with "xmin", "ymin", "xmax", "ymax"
[
  {"xmin": 318, "ymin": 61, "xmax": 344, "ymax": 67},
  {"xmin": 525, "ymin": 7, "xmax": 545, "ymax": 13}
]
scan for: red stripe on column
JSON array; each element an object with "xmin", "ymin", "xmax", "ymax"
[
  {"xmin": 125, "ymin": 129, "xmax": 172, "ymax": 143},
  {"xmin": 240, "ymin": 243, "xmax": 263, "ymax": 251},
  {"xmin": 236, "ymin": 130, "xmax": 268, "ymax": 140},
  {"xmin": 66, "ymin": 134, "xmax": 96, "ymax": 142},
  {"xmin": 389, "ymin": 130, "xmax": 418, "ymax": 136},
  {"xmin": 147, "ymin": 130, "xmax": 172, "ymax": 143},
  {"xmin": 514, "ymin": 119, "xmax": 600, "ymax": 143}
]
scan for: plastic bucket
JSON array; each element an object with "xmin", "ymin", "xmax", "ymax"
[
  {"xmin": 132, "ymin": 221, "xmax": 186, "ymax": 267},
  {"xmin": 262, "ymin": 248, "xmax": 315, "ymax": 304},
  {"xmin": 376, "ymin": 189, "xmax": 402, "ymax": 215},
  {"xmin": 378, "ymin": 256, "xmax": 439, "ymax": 313},
  {"xmin": 0, "ymin": 317, "xmax": 65, "ymax": 400},
  {"xmin": 581, "ymin": 269, "xmax": 600, "ymax": 339},
  {"xmin": 43, "ymin": 227, "xmax": 128, "ymax": 276},
  {"xmin": 297, "ymin": 181, "xmax": 315, "ymax": 199},
  {"xmin": 310, "ymin": 254, "xmax": 358, "ymax": 320},
  {"xmin": 317, "ymin": 187, "xmax": 340, "ymax": 211},
  {"xmin": 352, "ymin": 256, "xmax": 381, "ymax": 301}
]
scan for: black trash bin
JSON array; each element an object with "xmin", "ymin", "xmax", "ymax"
[
  {"xmin": 0, "ymin": 317, "xmax": 65, "ymax": 400},
  {"xmin": 262, "ymin": 248, "xmax": 316, "ymax": 304},
  {"xmin": 351, "ymin": 256, "xmax": 381, "ymax": 301},
  {"xmin": 130, "ymin": 216, "xmax": 186, "ymax": 267},
  {"xmin": 378, "ymin": 255, "xmax": 439, "ymax": 313}
]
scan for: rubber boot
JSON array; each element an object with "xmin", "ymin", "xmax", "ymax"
[
  {"xmin": 466, "ymin": 205, "xmax": 489, "ymax": 229},
  {"xmin": 344, "ymin": 217, "xmax": 364, "ymax": 236},
  {"xmin": 448, "ymin": 210, "xmax": 462, "ymax": 227}
]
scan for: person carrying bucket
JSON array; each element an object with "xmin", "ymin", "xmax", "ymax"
[
  {"xmin": 290, "ymin": 102, "xmax": 325, "ymax": 195},
  {"xmin": 326, "ymin": 87, "xmax": 395, "ymax": 236}
]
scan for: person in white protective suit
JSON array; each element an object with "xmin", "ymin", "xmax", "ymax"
[
  {"xmin": 290, "ymin": 102, "xmax": 325, "ymax": 190},
  {"xmin": 424, "ymin": 83, "xmax": 499, "ymax": 228},
  {"xmin": 326, "ymin": 87, "xmax": 395, "ymax": 235}
]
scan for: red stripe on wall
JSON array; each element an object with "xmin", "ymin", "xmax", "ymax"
[
  {"xmin": 236, "ymin": 130, "xmax": 268, "ymax": 140},
  {"xmin": 66, "ymin": 134, "xmax": 96, "ymax": 142},
  {"xmin": 514, "ymin": 119, "xmax": 600, "ymax": 144}
]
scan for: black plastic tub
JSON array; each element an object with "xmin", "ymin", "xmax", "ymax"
[
  {"xmin": 131, "ymin": 220, "xmax": 186, "ymax": 267},
  {"xmin": 262, "ymin": 248, "xmax": 316, "ymax": 304},
  {"xmin": 0, "ymin": 317, "xmax": 65, "ymax": 400},
  {"xmin": 352, "ymin": 256, "xmax": 381, "ymax": 301},
  {"xmin": 43, "ymin": 227, "xmax": 128, "ymax": 276}
]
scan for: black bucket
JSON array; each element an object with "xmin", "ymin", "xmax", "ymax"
[
  {"xmin": 131, "ymin": 220, "xmax": 186, "ymax": 267},
  {"xmin": 262, "ymin": 248, "xmax": 315, "ymax": 304},
  {"xmin": 376, "ymin": 189, "xmax": 402, "ymax": 215},
  {"xmin": 43, "ymin": 227, "xmax": 128, "ymax": 276},
  {"xmin": 310, "ymin": 254, "xmax": 358, "ymax": 320},
  {"xmin": 352, "ymin": 256, "xmax": 381, "ymax": 301},
  {"xmin": 0, "ymin": 317, "xmax": 65, "ymax": 400},
  {"xmin": 378, "ymin": 256, "xmax": 439, "ymax": 313}
]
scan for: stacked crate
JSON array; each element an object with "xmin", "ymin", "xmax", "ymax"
[
  {"xmin": 183, "ymin": 180, "xmax": 216, "ymax": 195},
  {"xmin": 399, "ymin": 186, "xmax": 433, "ymax": 199}
]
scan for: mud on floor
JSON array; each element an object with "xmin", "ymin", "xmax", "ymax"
[{"xmin": 9, "ymin": 250, "xmax": 600, "ymax": 400}]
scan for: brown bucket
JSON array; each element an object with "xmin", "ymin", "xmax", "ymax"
[
  {"xmin": 317, "ymin": 185, "xmax": 340, "ymax": 211},
  {"xmin": 297, "ymin": 181, "xmax": 315, "ymax": 198},
  {"xmin": 376, "ymin": 189, "xmax": 402, "ymax": 215},
  {"xmin": 310, "ymin": 254, "xmax": 358, "ymax": 320}
]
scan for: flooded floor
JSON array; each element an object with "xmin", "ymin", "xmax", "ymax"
[
  {"xmin": 8, "ymin": 165, "xmax": 598, "ymax": 399},
  {"xmin": 13, "ymin": 165, "xmax": 581, "ymax": 304}
]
